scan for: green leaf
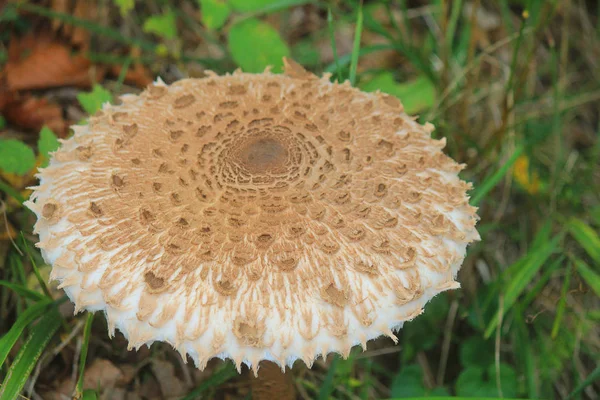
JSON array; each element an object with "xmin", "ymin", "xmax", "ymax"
[
  {"xmin": 574, "ymin": 258, "xmax": 600, "ymax": 297},
  {"xmin": 359, "ymin": 72, "xmax": 435, "ymax": 114},
  {"xmin": 488, "ymin": 363, "xmax": 518, "ymax": 398},
  {"xmin": 113, "ymin": 0, "xmax": 134, "ymax": 16},
  {"xmin": 38, "ymin": 126, "xmax": 60, "ymax": 168},
  {"xmin": 229, "ymin": 0, "xmax": 278, "ymax": 12},
  {"xmin": 143, "ymin": 10, "xmax": 177, "ymax": 40},
  {"xmin": 77, "ymin": 84, "xmax": 112, "ymax": 115},
  {"xmin": 455, "ymin": 364, "xmax": 517, "ymax": 398},
  {"xmin": 82, "ymin": 390, "xmax": 99, "ymax": 400},
  {"xmin": 0, "ymin": 139, "xmax": 36, "ymax": 175},
  {"xmin": 568, "ymin": 218, "xmax": 600, "ymax": 264},
  {"xmin": 199, "ymin": 0, "xmax": 230, "ymax": 30},
  {"xmin": 0, "ymin": 308, "xmax": 61, "ymax": 400},
  {"xmin": 456, "ymin": 367, "xmax": 493, "ymax": 397},
  {"xmin": 228, "ymin": 18, "xmax": 290, "ymax": 73},
  {"xmin": 391, "ymin": 364, "xmax": 426, "ymax": 397},
  {"xmin": 0, "ymin": 298, "xmax": 54, "ymax": 368},
  {"xmin": 0, "ymin": 115, "xmax": 6, "ymax": 129},
  {"xmin": 460, "ymin": 336, "xmax": 494, "ymax": 368}
]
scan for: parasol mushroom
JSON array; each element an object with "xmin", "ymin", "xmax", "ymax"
[{"xmin": 26, "ymin": 58, "xmax": 479, "ymax": 397}]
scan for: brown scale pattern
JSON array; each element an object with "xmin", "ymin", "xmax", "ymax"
[{"xmin": 30, "ymin": 59, "xmax": 479, "ymax": 370}]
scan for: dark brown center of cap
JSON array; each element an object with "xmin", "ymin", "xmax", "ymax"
[{"xmin": 239, "ymin": 137, "xmax": 288, "ymax": 173}]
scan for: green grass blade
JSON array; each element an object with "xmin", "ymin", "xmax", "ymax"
[
  {"xmin": 514, "ymin": 311, "xmax": 538, "ymax": 398},
  {"xmin": 573, "ymin": 258, "xmax": 600, "ymax": 297},
  {"xmin": 327, "ymin": 7, "xmax": 342, "ymax": 81},
  {"xmin": 0, "ymin": 298, "xmax": 54, "ymax": 368},
  {"xmin": 484, "ymin": 234, "xmax": 562, "ymax": 338},
  {"xmin": 181, "ymin": 362, "xmax": 237, "ymax": 400},
  {"xmin": 20, "ymin": 233, "xmax": 52, "ymax": 299},
  {"xmin": 0, "ymin": 280, "xmax": 45, "ymax": 301},
  {"xmin": 471, "ymin": 145, "xmax": 525, "ymax": 206},
  {"xmin": 445, "ymin": 0, "xmax": 463, "ymax": 52},
  {"xmin": 74, "ymin": 313, "xmax": 95, "ymax": 399},
  {"xmin": 568, "ymin": 218, "xmax": 600, "ymax": 264},
  {"xmin": 318, "ymin": 356, "xmax": 339, "ymax": 400},
  {"xmin": 0, "ymin": 179, "xmax": 25, "ymax": 204},
  {"xmin": 551, "ymin": 263, "xmax": 572, "ymax": 339},
  {"xmin": 0, "ymin": 309, "xmax": 61, "ymax": 400},
  {"xmin": 349, "ymin": 3, "xmax": 364, "ymax": 86},
  {"xmin": 566, "ymin": 364, "xmax": 600, "ymax": 399}
]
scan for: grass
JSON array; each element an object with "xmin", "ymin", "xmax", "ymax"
[{"xmin": 0, "ymin": 0, "xmax": 599, "ymax": 399}]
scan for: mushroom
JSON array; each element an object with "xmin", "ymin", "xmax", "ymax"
[{"xmin": 26, "ymin": 58, "xmax": 479, "ymax": 396}]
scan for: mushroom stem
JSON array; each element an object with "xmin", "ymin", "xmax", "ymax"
[{"xmin": 250, "ymin": 361, "xmax": 295, "ymax": 400}]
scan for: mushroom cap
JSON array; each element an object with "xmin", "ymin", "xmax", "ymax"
[{"xmin": 26, "ymin": 59, "xmax": 479, "ymax": 374}]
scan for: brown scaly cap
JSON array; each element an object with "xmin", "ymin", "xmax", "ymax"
[{"xmin": 26, "ymin": 58, "xmax": 479, "ymax": 375}]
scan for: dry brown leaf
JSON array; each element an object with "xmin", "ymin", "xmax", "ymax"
[
  {"xmin": 4, "ymin": 34, "xmax": 106, "ymax": 91},
  {"xmin": 150, "ymin": 360, "xmax": 189, "ymax": 398},
  {"xmin": 50, "ymin": 0, "xmax": 93, "ymax": 47},
  {"xmin": 48, "ymin": 359, "xmax": 122, "ymax": 400},
  {"xmin": 0, "ymin": 92, "xmax": 69, "ymax": 136}
]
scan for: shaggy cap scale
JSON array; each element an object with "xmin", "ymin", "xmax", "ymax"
[{"xmin": 26, "ymin": 59, "xmax": 479, "ymax": 374}]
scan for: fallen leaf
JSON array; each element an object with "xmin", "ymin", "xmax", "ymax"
[
  {"xmin": 151, "ymin": 360, "xmax": 189, "ymax": 398},
  {"xmin": 4, "ymin": 33, "xmax": 106, "ymax": 91},
  {"xmin": 1, "ymin": 92, "xmax": 69, "ymax": 136},
  {"xmin": 50, "ymin": 0, "xmax": 95, "ymax": 47},
  {"xmin": 0, "ymin": 217, "xmax": 17, "ymax": 241}
]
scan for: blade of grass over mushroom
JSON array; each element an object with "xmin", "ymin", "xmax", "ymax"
[
  {"xmin": 74, "ymin": 312, "xmax": 95, "ymax": 399},
  {"xmin": 0, "ymin": 308, "xmax": 61, "ymax": 400},
  {"xmin": 180, "ymin": 362, "xmax": 237, "ymax": 400},
  {"xmin": 484, "ymin": 233, "xmax": 563, "ymax": 339},
  {"xmin": 0, "ymin": 298, "xmax": 54, "ymax": 367},
  {"xmin": 470, "ymin": 145, "xmax": 525, "ymax": 206},
  {"xmin": 327, "ymin": 7, "xmax": 342, "ymax": 81},
  {"xmin": 567, "ymin": 218, "xmax": 600, "ymax": 264},
  {"xmin": 348, "ymin": 3, "xmax": 364, "ymax": 86},
  {"xmin": 573, "ymin": 258, "xmax": 600, "ymax": 297}
]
